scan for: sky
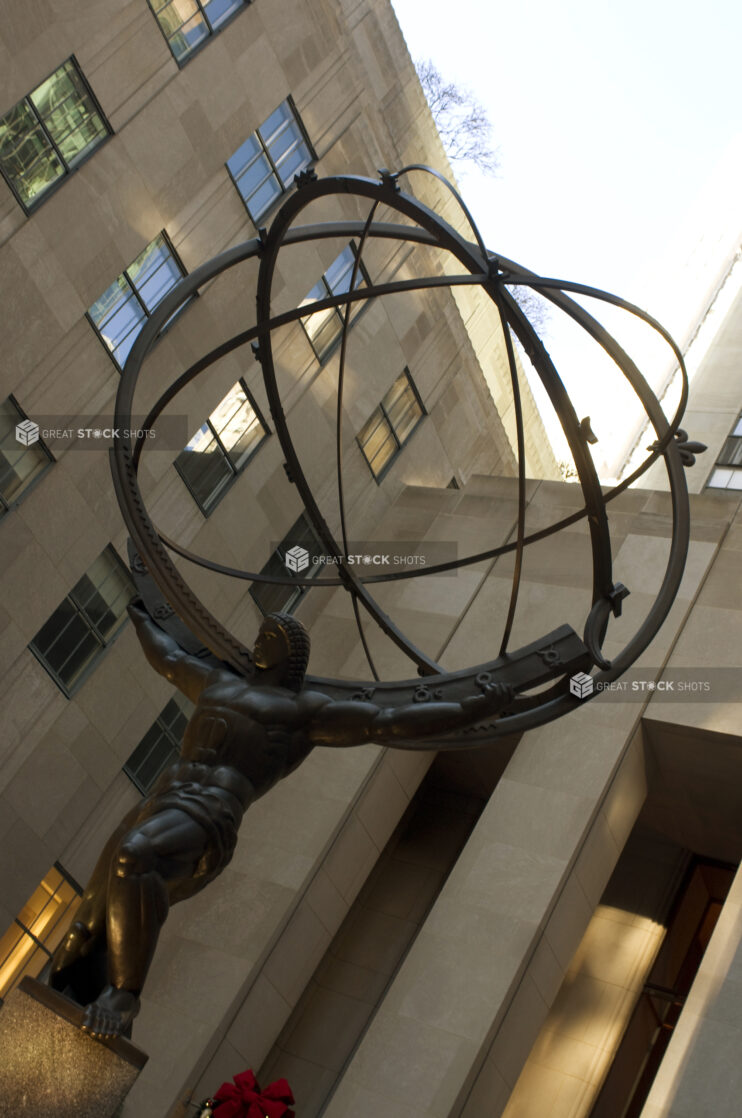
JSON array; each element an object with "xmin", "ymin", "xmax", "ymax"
[{"xmin": 390, "ymin": 0, "xmax": 742, "ymax": 476}]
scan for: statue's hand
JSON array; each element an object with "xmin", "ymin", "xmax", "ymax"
[
  {"xmin": 478, "ymin": 681, "xmax": 513, "ymax": 713},
  {"xmin": 127, "ymin": 599, "xmax": 150, "ymax": 626}
]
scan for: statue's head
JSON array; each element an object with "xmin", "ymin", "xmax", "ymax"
[{"xmin": 253, "ymin": 612, "xmax": 310, "ymax": 691}]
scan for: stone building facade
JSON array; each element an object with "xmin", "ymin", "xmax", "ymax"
[{"xmin": 1, "ymin": 2, "xmax": 741, "ymax": 1118}]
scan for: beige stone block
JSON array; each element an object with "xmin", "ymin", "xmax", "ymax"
[
  {"xmin": 42, "ymin": 774, "xmax": 109, "ymax": 854},
  {"xmin": 386, "ymin": 746, "xmax": 435, "ymax": 796},
  {"xmin": 0, "ymin": 243, "xmax": 66, "ymax": 384},
  {"xmin": 650, "ymin": 1015, "xmax": 742, "ymax": 1118},
  {"xmin": 567, "ymin": 914, "xmax": 659, "ymax": 991},
  {"xmin": 452, "ymin": 840, "xmax": 567, "ymax": 924},
  {"xmin": 145, "ymin": 936, "xmax": 248, "ymax": 1026},
  {"xmin": 0, "ymin": 614, "xmax": 26, "ymax": 682},
  {"xmin": 3, "ymin": 735, "xmax": 87, "ymax": 840},
  {"xmin": 233, "ymin": 778, "xmax": 352, "ymax": 868},
  {"xmin": 548, "ymin": 972, "xmax": 634, "ymax": 1050},
  {"xmin": 362, "ymin": 857, "xmax": 444, "ymax": 923},
  {"xmin": 2, "ymin": 535, "xmax": 70, "ymax": 636},
  {"xmin": 226, "ymin": 972, "xmax": 292, "ymax": 1068},
  {"xmin": 503, "ymin": 1061, "xmax": 589, "ymax": 1118},
  {"xmin": 167, "ymin": 866, "xmax": 294, "ymax": 962},
  {"xmin": 500, "ymin": 717, "xmax": 632, "ymax": 801},
  {"xmin": 69, "ymin": 720, "xmax": 126, "ymax": 790},
  {"xmin": 322, "ymin": 814, "xmax": 381, "ymax": 904},
  {"xmin": 303, "ymin": 867, "xmax": 350, "ymax": 934},
  {"xmin": 355, "ymin": 758, "xmax": 410, "ymax": 849},
  {"xmin": 10, "ymin": 222, "xmax": 83, "ymax": 334},
  {"xmin": 282, "ymin": 985, "xmax": 371, "ymax": 1070},
  {"xmin": 612, "ymin": 533, "xmax": 672, "ymax": 598},
  {"xmin": 381, "ymin": 912, "xmax": 537, "ymax": 1042},
  {"xmin": 529, "ymin": 936, "xmax": 566, "ymax": 1008},
  {"xmin": 602, "ymin": 731, "xmax": 647, "ymax": 850},
  {"xmin": 573, "ymin": 809, "xmax": 622, "ymax": 908},
  {"xmin": 262, "ymin": 903, "xmax": 333, "ymax": 1005},
  {"xmin": 333, "ymin": 907, "xmax": 417, "ymax": 978},
  {"xmin": 0, "ymin": 658, "xmax": 66, "ymax": 794},
  {"xmin": 314, "ymin": 954, "xmax": 389, "ymax": 1007},
  {"xmin": 488, "ymin": 973, "xmax": 551, "ymax": 1088},
  {"xmin": 228, "ymin": 840, "xmax": 315, "ymax": 891},
  {"xmin": 75, "ymin": 650, "xmax": 147, "ymax": 745},
  {"xmin": 324, "ymin": 1010, "xmax": 480, "ymax": 1118},
  {"xmin": 297, "ymin": 744, "xmax": 381, "ymax": 806},
  {"xmin": 472, "ymin": 778, "xmax": 595, "ymax": 864},
  {"xmin": 527, "ymin": 1028, "xmax": 604, "ymax": 1085},
  {"xmin": 545, "ymin": 875, "xmax": 594, "ymax": 972},
  {"xmin": 323, "ymin": 1077, "xmax": 428, "ymax": 1118},
  {"xmin": 460, "ymin": 1056, "xmax": 511, "ymax": 1118}
]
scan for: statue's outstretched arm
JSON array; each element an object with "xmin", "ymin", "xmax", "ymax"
[
  {"xmin": 128, "ymin": 602, "xmax": 213, "ymax": 703},
  {"xmin": 309, "ymin": 683, "xmax": 511, "ymax": 748}
]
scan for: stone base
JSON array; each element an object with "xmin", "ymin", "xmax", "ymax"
[{"xmin": 0, "ymin": 977, "xmax": 147, "ymax": 1118}]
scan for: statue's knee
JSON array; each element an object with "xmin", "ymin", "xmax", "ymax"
[{"xmin": 115, "ymin": 831, "xmax": 156, "ymax": 878}]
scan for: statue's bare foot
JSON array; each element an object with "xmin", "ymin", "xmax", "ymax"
[{"xmin": 81, "ymin": 986, "xmax": 140, "ymax": 1039}]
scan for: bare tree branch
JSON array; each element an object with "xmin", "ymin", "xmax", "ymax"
[
  {"xmin": 416, "ymin": 59, "xmax": 500, "ymax": 178},
  {"xmin": 510, "ymin": 287, "xmax": 551, "ymax": 335},
  {"xmin": 416, "ymin": 60, "xmax": 550, "ymax": 335}
]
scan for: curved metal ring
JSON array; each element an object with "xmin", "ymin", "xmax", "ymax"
[{"xmin": 110, "ymin": 171, "xmax": 692, "ymax": 742}]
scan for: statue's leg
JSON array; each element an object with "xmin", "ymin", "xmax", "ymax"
[
  {"xmin": 82, "ymin": 808, "xmax": 209, "ymax": 1039},
  {"xmin": 50, "ymin": 805, "xmax": 142, "ymax": 996}
]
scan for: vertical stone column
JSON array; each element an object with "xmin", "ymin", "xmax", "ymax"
[{"xmin": 640, "ymin": 863, "xmax": 742, "ymax": 1118}]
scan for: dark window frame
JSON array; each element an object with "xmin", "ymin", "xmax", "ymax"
[
  {"xmin": 0, "ymin": 55, "xmax": 111, "ymax": 215},
  {"xmin": 147, "ymin": 0, "xmax": 253, "ymax": 68},
  {"xmin": 357, "ymin": 368, "xmax": 426, "ymax": 483},
  {"xmin": 301, "ymin": 241, "xmax": 373, "ymax": 364},
  {"xmin": 86, "ymin": 230, "xmax": 191, "ymax": 371},
  {"xmin": 226, "ymin": 95, "xmax": 316, "ymax": 226},
  {"xmin": 249, "ymin": 511, "xmax": 324, "ymax": 616},
  {"xmin": 124, "ymin": 693, "xmax": 193, "ymax": 794},
  {"xmin": 175, "ymin": 377, "xmax": 271, "ymax": 516},
  {"xmin": 28, "ymin": 544, "xmax": 135, "ymax": 698},
  {"xmin": 0, "ymin": 395, "xmax": 54, "ymax": 519},
  {"xmin": 707, "ymin": 412, "xmax": 742, "ymax": 491}
]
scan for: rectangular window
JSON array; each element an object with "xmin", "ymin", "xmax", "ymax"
[
  {"xmin": 707, "ymin": 413, "xmax": 742, "ymax": 490},
  {"xmin": 227, "ymin": 98, "xmax": 313, "ymax": 223},
  {"xmin": 0, "ymin": 58, "xmax": 109, "ymax": 212},
  {"xmin": 0, "ymin": 397, "xmax": 53, "ymax": 517},
  {"xmin": 29, "ymin": 546, "xmax": 135, "ymax": 696},
  {"xmin": 175, "ymin": 378, "xmax": 270, "ymax": 514},
  {"xmin": 124, "ymin": 694, "xmax": 193, "ymax": 794},
  {"xmin": 0, "ymin": 864, "xmax": 81, "ymax": 1004},
  {"xmin": 300, "ymin": 243, "xmax": 371, "ymax": 361},
  {"xmin": 357, "ymin": 369, "xmax": 425, "ymax": 481},
  {"xmin": 250, "ymin": 512, "xmax": 323, "ymax": 616},
  {"xmin": 149, "ymin": 0, "xmax": 249, "ymax": 64},
  {"xmin": 87, "ymin": 232, "xmax": 188, "ymax": 369}
]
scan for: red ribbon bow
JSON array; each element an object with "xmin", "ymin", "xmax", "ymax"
[{"xmin": 213, "ymin": 1069, "xmax": 295, "ymax": 1118}]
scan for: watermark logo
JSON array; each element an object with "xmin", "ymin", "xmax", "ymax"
[
  {"xmin": 15, "ymin": 419, "xmax": 39, "ymax": 446},
  {"xmin": 285, "ymin": 545, "xmax": 309, "ymax": 573},
  {"xmin": 569, "ymin": 671, "xmax": 594, "ymax": 699}
]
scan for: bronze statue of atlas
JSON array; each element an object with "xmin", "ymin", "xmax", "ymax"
[{"xmin": 49, "ymin": 167, "xmax": 704, "ymax": 1038}]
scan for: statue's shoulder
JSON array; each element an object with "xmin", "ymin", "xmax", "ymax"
[{"xmin": 299, "ymin": 687, "xmax": 333, "ymax": 713}]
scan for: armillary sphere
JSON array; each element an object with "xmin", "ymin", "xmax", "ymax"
[{"xmin": 110, "ymin": 167, "xmax": 702, "ymax": 746}]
